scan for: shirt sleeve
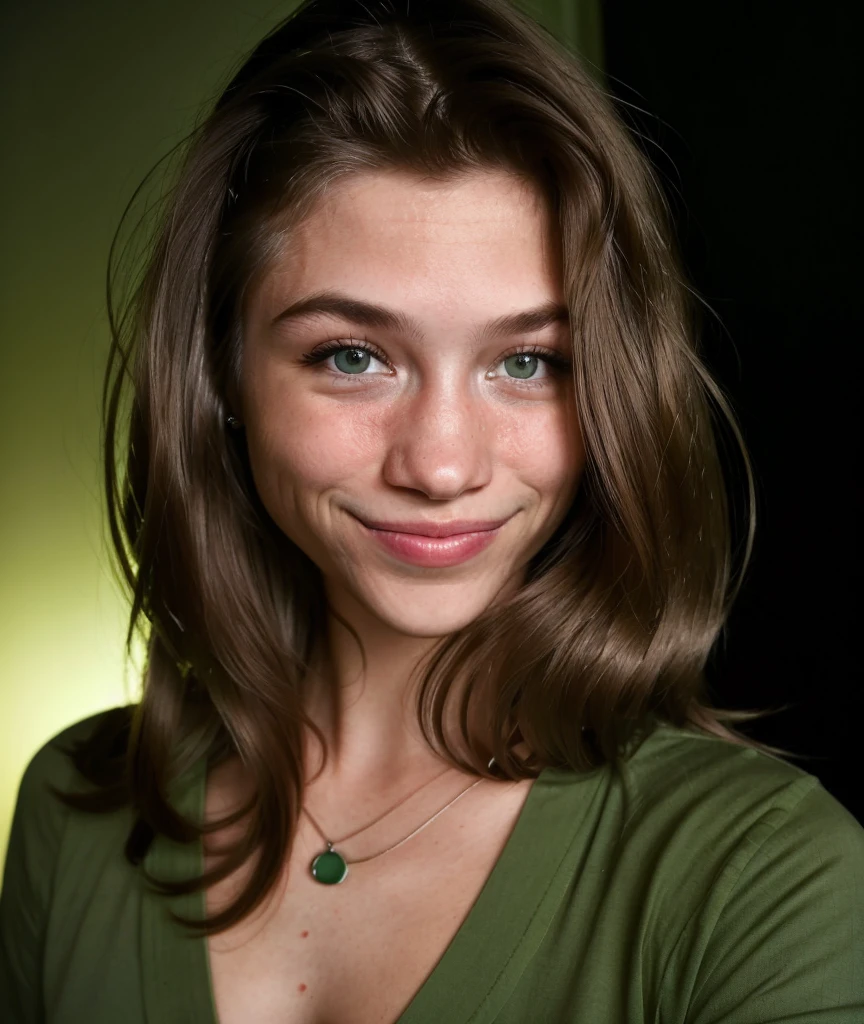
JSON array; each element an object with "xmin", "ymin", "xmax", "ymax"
[
  {"xmin": 0, "ymin": 734, "xmax": 75, "ymax": 1024},
  {"xmin": 681, "ymin": 777, "xmax": 864, "ymax": 1024}
]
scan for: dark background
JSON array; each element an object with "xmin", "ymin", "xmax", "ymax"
[{"xmin": 603, "ymin": 1, "xmax": 861, "ymax": 820}]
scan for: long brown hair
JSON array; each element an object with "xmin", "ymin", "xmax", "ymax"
[{"xmin": 58, "ymin": 0, "xmax": 799, "ymax": 935}]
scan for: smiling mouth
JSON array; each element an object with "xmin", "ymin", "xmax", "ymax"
[
  {"xmin": 351, "ymin": 513, "xmax": 513, "ymax": 568},
  {"xmin": 354, "ymin": 516, "xmax": 512, "ymax": 538}
]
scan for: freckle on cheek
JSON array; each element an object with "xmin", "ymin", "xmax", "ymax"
[
  {"xmin": 301, "ymin": 930, "xmax": 309, "ymax": 938},
  {"xmin": 298, "ymin": 982, "xmax": 308, "ymax": 993}
]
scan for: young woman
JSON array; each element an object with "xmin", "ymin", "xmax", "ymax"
[{"xmin": 2, "ymin": 0, "xmax": 862, "ymax": 1021}]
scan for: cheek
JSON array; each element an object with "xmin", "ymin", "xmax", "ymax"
[
  {"xmin": 494, "ymin": 400, "xmax": 585, "ymax": 500},
  {"xmin": 245, "ymin": 390, "xmax": 387, "ymax": 506}
]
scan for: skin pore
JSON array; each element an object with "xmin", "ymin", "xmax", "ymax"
[{"xmin": 206, "ymin": 169, "xmax": 586, "ymax": 1019}]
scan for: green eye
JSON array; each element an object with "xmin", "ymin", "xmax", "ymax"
[
  {"xmin": 333, "ymin": 348, "xmax": 372, "ymax": 374},
  {"xmin": 503, "ymin": 353, "xmax": 540, "ymax": 379}
]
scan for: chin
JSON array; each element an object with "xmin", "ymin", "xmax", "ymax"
[{"xmin": 351, "ymin": 575, "xmax": 508, "ymax": 638}]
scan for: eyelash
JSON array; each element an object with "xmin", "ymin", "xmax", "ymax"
[{"xmin": 299, "ymin": 336, "xmax": 572, "ymax": 383}]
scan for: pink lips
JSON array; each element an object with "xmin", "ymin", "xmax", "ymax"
[{"xmin": 354, "ymin": 515, "xmax": 512, "ymax": 568}]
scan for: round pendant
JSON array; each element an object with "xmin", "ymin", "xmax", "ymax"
[{"xmin": 310, "ymin": 848, "xmax": 349, "ymax": 885}]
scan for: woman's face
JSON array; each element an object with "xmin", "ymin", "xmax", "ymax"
[{"xmin": 241, "ymin": 168, "xmax": 585, "ymax": 638}]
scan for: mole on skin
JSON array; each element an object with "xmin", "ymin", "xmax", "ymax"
[
  {"xmin": 298, "ymin": 983, "xmax": 308, "ymax": 993},
  {"xmin": 301, "ymin": 930, "xmax": 309, "ymax": 938}
]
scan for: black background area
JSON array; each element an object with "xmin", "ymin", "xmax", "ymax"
[{"xmin": 602, "ymin": 0, "xmax": 861, "ymax": 820}]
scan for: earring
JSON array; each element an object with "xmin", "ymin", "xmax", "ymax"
[{"xmin": 226, "ymin": 415, "xmax": 242, "ymax": 430}]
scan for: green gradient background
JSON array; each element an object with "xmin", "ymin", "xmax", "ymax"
[{"xmin": 0, "ymin": 0, "xmax": 603, "ymax": 868}]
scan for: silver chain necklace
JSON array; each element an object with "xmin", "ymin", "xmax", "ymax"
[{"xmin": 302, "ymin": 758, "xmax": 496, "ymax": 885}]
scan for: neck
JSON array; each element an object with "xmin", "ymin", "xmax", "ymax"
[{"xmin": 302, "ymin": 597, "xmax": 456, "ymax": 793}]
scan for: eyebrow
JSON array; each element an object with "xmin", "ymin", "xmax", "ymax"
[{"xmin": 270, "ymin": 289, "xmax": 570, "ymax": 344}]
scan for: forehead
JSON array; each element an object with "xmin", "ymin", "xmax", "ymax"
[
  {"xmin": 252, "ymin": 168, "xmax": 561, "ymax": 317},
  {"xmin": 308, "ymin": 167, "xmax": 550, "ymax": 237}
]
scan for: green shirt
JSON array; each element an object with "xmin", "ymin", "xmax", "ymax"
[{"xmin": 2, "ymin": 708, "xmax": 863, "ymax": 1023}]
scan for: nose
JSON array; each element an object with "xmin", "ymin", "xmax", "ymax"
[{"xmin": 381, "ymin": 376, "xmax": 493, "ymax": 501}]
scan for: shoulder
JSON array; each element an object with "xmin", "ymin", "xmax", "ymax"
[
  {"xmin": 618, "ymin": 725, "xmax": 864, "ymax": 1016},
  {"xmin": 1, "ymin": 709, "xmax": 138, "ymax": 1018},
  {"xmin": 610, "ymin": 719, "xmax": 864, "ymax": 929},
  {"xmin": 590, "ymin": 723, "xmax": 864, "ymax": 1015},
  {"xmin": 8, "ymin": 706, "xmax": 136, "ymax": 860},
  {"xmin": 16, "ymin": 704, "xmax": 134, "ymax": 791},
  {"xmin": 626, "ymin": 723, "xmax": 863, "ymax": 973},
  {"xmin": 624, "ymin": 719, "xmax": 840, "ymax": 822},
  {"xmin": 624, "ymin": 719, "xmax": 864, "ymax": 856}
]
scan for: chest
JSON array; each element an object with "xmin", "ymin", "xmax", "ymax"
[{"xmin": 205, "ymin": 779, "xmax": 534, "ymax": 1024}]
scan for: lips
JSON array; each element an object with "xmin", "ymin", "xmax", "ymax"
[
  {"xmin": 355, "ymin": 517, "xmax": 511, "ymax": 538},
  {"xmin": 352, "ymin": 513, "xmax": 513, "ymax": 567}
]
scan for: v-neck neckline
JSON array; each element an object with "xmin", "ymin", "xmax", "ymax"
[{"xmin": 140, "ymin": 756, "xmax": 601, "ymax": 1024}]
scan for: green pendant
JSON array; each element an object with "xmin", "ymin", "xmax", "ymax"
[{"xmin": 311, "ymin": 844, "xmax": 349, "ymax": 885}]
